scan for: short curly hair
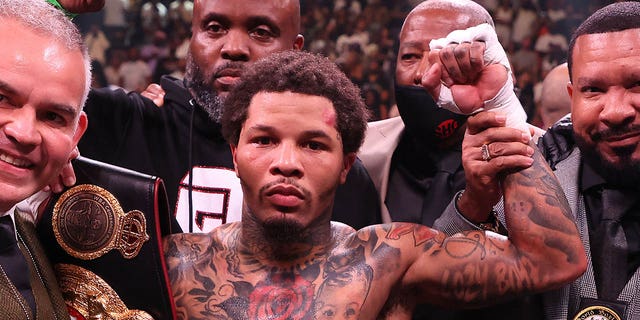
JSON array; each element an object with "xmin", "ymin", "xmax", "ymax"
[
  {"xmin": 567, "ymin": 1, "xmax": 640, "ymax": 82},
  {"xmin": 221, "ymin": 50, "xmax": 369, "ymax": 154}
]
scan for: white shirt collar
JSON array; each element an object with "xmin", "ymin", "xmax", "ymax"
[{"xmin": 1, "ymin": 205, "xmax": 18, "ymax": 240}]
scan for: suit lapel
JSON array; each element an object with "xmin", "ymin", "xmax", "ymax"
[{"xmin": 359, "ymin": 117, "xmax": 405, "ymax": 223}]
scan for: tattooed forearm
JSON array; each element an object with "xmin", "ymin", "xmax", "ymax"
[
  {"xmin": 439, "ymin": 252, "xmax": 538, "ymax": 303},
  {"xmin": 499, "ymin": 141, "xmax": 585, "ymax": 289}
]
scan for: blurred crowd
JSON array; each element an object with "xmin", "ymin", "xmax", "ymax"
[{"xmin": 78, "ymin": 0, "xmax": 617, "ymax": 125}]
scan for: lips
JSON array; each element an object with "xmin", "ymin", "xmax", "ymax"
[
  {"xmin": 600, "ymin": 130, "xmax": 640, "ymax": 149},
  {"xmin": 0, "ymin": 152, "xmax": 33, "ymax": 169},
  {"xmin": 214, "ymin": 68, "xmax": 243, "ymax": 87},
  {"xmin": 265, "ymin": 185, "xmax": 305, "ymax": 207}
]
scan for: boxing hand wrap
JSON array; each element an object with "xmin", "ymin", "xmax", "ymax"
[{"xmin": 429, "ymin": 23, "xmax": 530, "ymax": 137}]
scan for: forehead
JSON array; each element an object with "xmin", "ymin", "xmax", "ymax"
[
  {"xmin": 571, "ymin": 29, "xmax": 640, "ymax": 79},
  {"xmin": 0, "ymin": 19, "xmax": 85, "ymax": 109},
  {"xmin": 244, "ymin": 91, "xmax": 338, "ymax": 132},
  {"xmin": 400, "ymin": 8, "xmax": 476, "ymax": 48},
  {"xmin": 194, "ymin": 0, "xmax": 298, "ymax": 26}
]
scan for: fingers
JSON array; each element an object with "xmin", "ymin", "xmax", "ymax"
[
  {"xmin": 479, "ymin": 141, "xmax": 534, "ymax": 161},
  {"xmin": 47, "ymin": 158, "xmax": 77, "ymax": 193},
  {"xmin": 60, "ymin": 160, "xmax": 77, "ymax": 188},
  {"xmin": 461, "ymin": 111, "xmax": 534, "ymax": 206},
  {"xmin": 141, "ymin": 83, "xmax": 166, "ymax": 107},
  {"xmin": 47, "ymin": 176, "xmax": 65, "ymax": 194},
  {"xmin": 70, "ymin": 146, "xmax": 80, "ymax": 160},
  {"xmin": 469, "ymin": 41, "xmax": 485, "ymax": 74},
  {"xmin": 436, "ymin": 41, "xmax": 486, "ymax": 86}
]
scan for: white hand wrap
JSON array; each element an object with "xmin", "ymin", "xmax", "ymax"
[{"xmin": 429, "ymin": 23, "xmax": 530, "ymax": 136}]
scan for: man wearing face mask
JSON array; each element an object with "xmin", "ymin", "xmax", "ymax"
[{"xmin": 359, "ymin": 0, "xmax": 544, "ymax": 318}]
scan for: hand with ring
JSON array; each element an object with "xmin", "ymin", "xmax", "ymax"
[
  {"xmin": 457, "ymin": 111, "xmax": 535, "ymax": 223},
  {"xmin": 481, "ymin": 144, "xmax": 491, "ymax": 161}
]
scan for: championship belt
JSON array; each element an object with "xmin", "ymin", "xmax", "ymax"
[
  {"xmin": 37, "ymin": 157, "xmax": 178, "ymax": 320},
  {"xmin": 572, "ymin": 297, "xmax": 628, "ymax": 320}
]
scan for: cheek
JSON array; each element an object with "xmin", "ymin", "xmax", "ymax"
[
  {"xmin": 43, "ymin": 132, "xmax": 75, "ymax": 170},
  {"xmin": 395, "ymin": 67, "xmax": 414, "ymax": 86},
  {"xmin": 236, "ymin": 149, "xmax": 265, "ymax": 179},
  {"xmin": 572, "ymin": 103, "xmax": 598, "ymax": 135},
  {"xmin": 191, "ymin": 39, "xmax": 216, "ymax": 64}
]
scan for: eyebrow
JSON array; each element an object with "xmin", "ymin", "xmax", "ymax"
[
  {"xmin": 399, "ymin": 40, "xmax": 428, "ymax": 51},
  {"xmin": 0, "ymin": 79, "xmax": 18, "ymax": 97},
  {"xmin": 0, "ymin": 79, "xmax": 78, "ymax": 119},
  {"xmin": 247, "ymin": 125, "xmax": 332, "ymax": 140},
  {"xmin": 49, "ymin": 102, "xmax": 79, "ymax": 120}
]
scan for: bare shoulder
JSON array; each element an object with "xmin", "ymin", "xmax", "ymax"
[
  {"xmin": 163, "ymin": 222, "xmax": 241, "ymax": 266},
  {"xmin": 333, "ymin": 222, "xmax": 445, "ymax": 278}
]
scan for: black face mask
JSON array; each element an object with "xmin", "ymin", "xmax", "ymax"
[{"xmin": 395, "ymin": 84, "xmax": 468, "ymax": 146}]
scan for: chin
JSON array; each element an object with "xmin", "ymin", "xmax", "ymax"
[
  {"xmin": 261, "ymin": 215, "xmax": 307, "ymax": 244},
  {"xmin": 579, "ymin": 138, "xmax": 640, "ymax": 187}
]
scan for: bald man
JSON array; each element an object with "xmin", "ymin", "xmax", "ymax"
[{"xmin": 538, "ymin": 63, "xmax": 571, "ymax": 129}]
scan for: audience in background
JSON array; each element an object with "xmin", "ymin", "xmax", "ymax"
[{"xmin": 78, "ymin": 0, "xmax": 613, "ymax": 124}]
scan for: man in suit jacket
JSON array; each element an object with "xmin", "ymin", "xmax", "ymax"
[
  {"xmin": 0, "ymin": 0, "xmax": 90, "ymax": 318},
  {"xmin": 435, "ymin": 2, "xmax": 640, "ymax": 319}
]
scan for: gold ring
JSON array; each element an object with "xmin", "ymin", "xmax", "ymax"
[{"xmin": 481, "ymin": 144, "xmax": 491, "ymax": 161}]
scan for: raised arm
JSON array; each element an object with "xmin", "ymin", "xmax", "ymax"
[
  {"xmin": 392, "ymin": 24, "xmax": 586, "ymax": 307},
  {"xmin": 387, "ymin": 112, "xmax": 585, "ymax": 308}
]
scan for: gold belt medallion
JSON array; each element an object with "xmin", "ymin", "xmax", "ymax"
[
  {"xmin": 573, "ymin": 305, "xmax": 623, "ymax": 320},
  {"xmin": 53, "ymin": 184, "xmax": 150, "ymax": 260}
]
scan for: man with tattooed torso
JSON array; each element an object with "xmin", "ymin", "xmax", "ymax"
[{"xmin": 163, "ymin": 50, "xmax": 586, "ymax": 319}]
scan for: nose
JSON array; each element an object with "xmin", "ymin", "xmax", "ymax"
[
  {"xmin": 4, "ymin": 108, "xmax": 41, "ymax": 148},
  {"xmin": 269, "ymin": 142, "xmax": 303, "ymax": 178},
  {"xmin": 599, "ymin": 88, "xmax": 637, "ymax": 127},
  {"xmin": 220, "ymin": 29, "xmax": 250, "ymax": 62},
  {"xmin": 413, "ymin": 53, "xmax": 430, "ymax": 85}
]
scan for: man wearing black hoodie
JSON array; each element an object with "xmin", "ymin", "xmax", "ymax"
[{"xmin": 78, "ymin": 0, "xmax": 381, "ymax": 233}]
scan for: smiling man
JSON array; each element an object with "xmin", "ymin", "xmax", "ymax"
[
  {"xmin": 0, "ymin": 0, "xmax": 89, "ymax": 317},
  {"xmin": 163, "ymin": 50, "xmax": 586, "ymax": 319},
  {"xmin": 76, "ymin": 0, "xmax": 380, "ymax": 234}
]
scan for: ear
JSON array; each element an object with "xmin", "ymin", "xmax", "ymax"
[
  {"xmin": 293, "ymin": 34, "xmax": 304, "ymax": 50},
  {"xmin": 230, "ymin": 144, "xmax": 240, "ymax": 178},
  {"xmin": 339, "ymin": 152, "xmax": 356, "ymax": 184},
  {"xmin": 566, "ymin": 81, "xmax": 573, "ymax": 99},
  {"xmin": 72, "ymin": 111, "xmax": 88, "ymax": 146}
]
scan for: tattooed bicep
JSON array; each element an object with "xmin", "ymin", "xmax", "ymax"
[{"xmin": 385, "ymin": 223, "xmax": 441, "ymax": 248}]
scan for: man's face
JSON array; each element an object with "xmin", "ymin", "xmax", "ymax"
[
  {"xmin": 394, "ymin": 7, "xmax": 473, "ymax": 147},
  {"xmin": 231, "ymin": 91, "xmax": 354, "ymax": 231},
  {"xmin": 569, "ymin": 28, "xmax": 640, "ymax": 185},
  {"xmin": 0, "ymin": 19, "xmax": 87, "ymax": 211},
  {"xmin": 188, "ymin": 0, "xmax": 303, "ymax": 99},
  {"xmin": 396, "ymin": 8, "xmax": 474, "ymax": 86}
]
